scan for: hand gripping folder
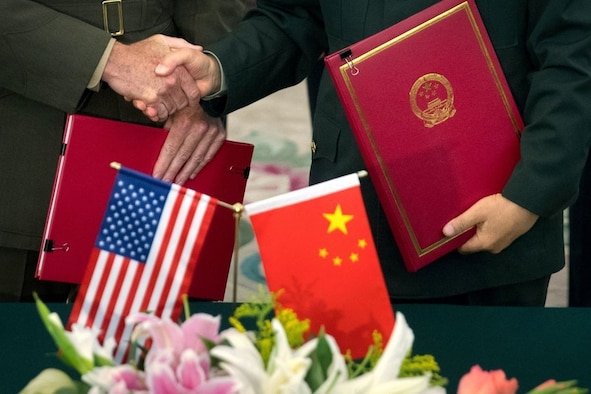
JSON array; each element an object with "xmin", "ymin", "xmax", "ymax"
[{"xmin": 37, "ymin": 114, "xmax": 254, "ymax": 300}]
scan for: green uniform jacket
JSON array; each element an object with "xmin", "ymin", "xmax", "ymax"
[
  {"xmin": 0, "ymin": 0, "xmax": 245, "ymax": 251},
  {"xmin": 208, "ymin": 0, "xmax": 591, "ymax": 297}
]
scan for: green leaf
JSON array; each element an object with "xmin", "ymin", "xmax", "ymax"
[
  {"xmin": 526, "ymin": 380, "xmax": 589, "ymax": 394},
  {"xmin": 93, "ymin": 353, "xmax": 115, "ymax": 368},
  {"xmin": 305, "ymin": 328, "xmax": 333, "ymax": 391},
  {"xmin": 33, "ymin": 293, "xmax": 94, "ymax": 375}
]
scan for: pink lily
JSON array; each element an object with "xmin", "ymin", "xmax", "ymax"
[
  {"xmin": 127, "ymin": 312, "xmax": 221, "ymax": 357},
  {"xmin": 146, "ymin": 348, "xmax": 237, "ymax": 393},
  {"xmin": 125, "ymin": 312, "xmax": 238, "ymax": 393},
  {"xmin": 83, "ymin": 364, "xmax": 147, "ymax": 393}
]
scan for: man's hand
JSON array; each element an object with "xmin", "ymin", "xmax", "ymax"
[
  {"xmin": 153, "ymin": 105, "xmax": 227, "ymax": 184},
  {"xmin": 442, "ymin": 193, "xmax": 539, "ymax": 254},
  {"xmin": 102, "ymin": 35, "xmax": 202, "ymax": 122},
  {"xmin": 154, "ymin": 36, "xmax": 222, "ymax": 97}
]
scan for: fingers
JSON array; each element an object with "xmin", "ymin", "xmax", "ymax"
[
  {"xmin": 148, "ymin": 65, "xmax": 200, "ymax": 122},
  {"xmin": 173, "ymin": 127, "xmax": 225, "ymax": 184},
  {"xmin": 152, "ymin": 107, "xmax": 227, "ymax": 185},
  {"xmin": 156, "ymin": 67, "xmax": 200, "ymax": 117},
  {"xmin": 186, "ymin": 133, "xmax": 226, "ymax": 181},
  {"xmin": 155, "ymin": 48, "xmax": 199, "ymax": 77},
  {"xmin": 442, "ymin": 212, "xmax": 479, "ymax": 239},
  {"xmin": 442, "ymin": 194, "xmax": 538, "ymax": 255},
  {"xmin": 442, "ymin": 199, "xmax": 485, "ymax": 254},
  {"xmin": 103, "ymin": 35, "xmax": 202, "ymax": 123},
  {"xmin": 153, "ymin": 97, "xmax": 173, "ymax": 123},
  {"xmin": 172, "ymin": 66, "xmax": 201, "ymax": 107}
]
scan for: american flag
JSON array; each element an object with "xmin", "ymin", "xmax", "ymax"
[{"xmin": 68, "ymin": 166, "xmax": 218, "ymax": 362}]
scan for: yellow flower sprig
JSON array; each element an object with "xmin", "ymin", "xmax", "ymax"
[
  {"xmin": 345, "ymin": 330, "xmax": 384, "ymax": 378},
  {"xmin": 400, "ymin": 353, "xmax": 448, "ymax": 387},
  {"xmin": 228, "ymin": 288, "xmax": 311, "ymax": 365}
]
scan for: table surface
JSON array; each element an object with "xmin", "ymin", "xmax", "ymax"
[{"xmin": 2, "ymin": 302, "xmax": 590, "ymax": 393}]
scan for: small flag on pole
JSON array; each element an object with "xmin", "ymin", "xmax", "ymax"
[
  {"xmin": 244, "ymin": 172, "xmax": 395, "ymax": 358},
  {"xmin": 68, "ymin": 165, "xmax": 218, "ymax": 361}
]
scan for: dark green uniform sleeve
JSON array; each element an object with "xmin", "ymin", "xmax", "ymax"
[
  {"xmin": 0, "ymin": 0, "xmax": 112, "ymax": 112},
  {"xmin": 503, "ymin": 0, "xmax": 591, "ymax": 217}
]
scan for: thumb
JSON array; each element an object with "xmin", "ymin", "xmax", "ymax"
[
  {"xmin": 442, "ymin": 204, "xmax": 482, "ymax": 237},
  {"xmin": 155, "ymin": 49, "xmax": 196, "ymax": 76}
]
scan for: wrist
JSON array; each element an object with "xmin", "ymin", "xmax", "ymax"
[
  {"xmin": 202, "ymin": 50, "xmax": 226, "ymax": 100},
  {"xmin": 89, "ymin": 38, "xmax": 116, "ymax": 90},
  {"xmin": 101, "ymin": 41, "xmax": 126, "ymax": 83}
]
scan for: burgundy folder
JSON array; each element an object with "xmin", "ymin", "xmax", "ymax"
[
  {"xmin": 37, "ymin": 114, "xmax": 253, "ymax": 300},
  {"xmin": 324, "ymin": 0, "xmax": 523, "ymax": 272}
]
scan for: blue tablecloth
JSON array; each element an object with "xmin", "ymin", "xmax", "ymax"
[{"xmin": 2, "ymin": 302, "xmax": 590, "ymax": 393}]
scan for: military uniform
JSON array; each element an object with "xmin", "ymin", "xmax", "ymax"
[{"xmin": 0, "ymin": 0, "xmax": 246, "ymax": 301}]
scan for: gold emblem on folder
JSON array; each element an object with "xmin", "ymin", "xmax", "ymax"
[{"xmin": 409, "ymin": 73, "xmax": 456, "ymax": 128}]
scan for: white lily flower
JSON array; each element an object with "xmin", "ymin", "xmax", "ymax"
[
  {"xmin": 323, "ymin": 312, "xmax": 439, "ymax": 394},
  {"xmin": 366, "ymin": 312, "xmax": 417, "ymax": 385},
  {"xmin": 46, "ymin": 311, "xmax": 115, "ymax": 367},
  {"xmin": 265, "ymin": 319, "xmax": 313, "ymax": 394},
  {"xmin": 66, "ymin": 323, "xmax": 115, "ymax": 365},
  {"xmin": 211, "ymin": 327, "xmax": 268, "ymax": 394},
  {"xmin": 65, "ymin": 323, "xmax": 101, "ymax": 363},
  {"xmin": 213, "ymin": 319, "xmax": 315, "ymax": 394}
]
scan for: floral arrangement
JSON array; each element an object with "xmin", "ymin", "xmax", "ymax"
[{"xmin": 22, "ymin": 292, "xmax": 587, "ymax": 394}]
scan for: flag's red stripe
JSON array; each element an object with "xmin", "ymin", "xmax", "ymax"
[
  {"xmin": 111, "ymin": 263, "xmax": 147, "ymax": 364},
  {"xmin": 155, "ymin": 190, "xmax": 200, "ymax": 316},
  {"xmin": 171, "ymin": 195, "xmax": 217, "ymax": 318},
  {"xmin": 195, "ymin": 197, "xmax": 217, "ymax": 251},
  {"xmin": 139, "ymin": 187, "xmax": 184, "ymax": 314},
  {"xmin": 85, "ymin": 252, "xmax": 117, "ymax": 339},
  {"xmin": 180, "ymin": 197, "xmax": 216, "ymax": 314},
  {"xmin": 98, "ymin": 257, "xmax": 130, "ymax": 339},
  {"xmin": 68, "ymin": 248, "xmax": 102, "ymax": 328},
  {"xmin": 163, "ymin": 194, "xmax": 217, "ymax": 318},
  {"xmin": 173, "ymin": 196, "xmax": 217, "ymax": 318},
  {"xmin": 111, "ymin": 262, "xmax": 145, "ymax": 352},
  {"xmin": 99, "ymin": 257, "xmax": 137, "ymax": 348}
]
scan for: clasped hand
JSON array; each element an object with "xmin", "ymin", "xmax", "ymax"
[
  {"xmin": 102, "ymin": 35, "xmax": 202, "ymax": 123},
  {"xmin": 103, "ymin": 35, "xmax": 225, "ymax": 184}
]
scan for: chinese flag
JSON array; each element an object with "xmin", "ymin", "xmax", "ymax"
[{"xmin": 245, "ymin": 173, "xmax": 395, "ymax": 358}]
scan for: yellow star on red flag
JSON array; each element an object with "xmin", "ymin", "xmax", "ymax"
[{"xmin": 323, "ymin": 204, "xmax": 354, "ymax": 234}]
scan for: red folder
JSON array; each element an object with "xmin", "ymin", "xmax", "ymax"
[
  {"xmin": 37, "ymin": 114, "xmax": 254, "ymax": 300},
  {"xmin": 324, "ymin": 0, "xmax": 523, "ymax": 272}
]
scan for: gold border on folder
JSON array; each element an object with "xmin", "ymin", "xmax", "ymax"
[{"xmin": 338, "ymin": 2, "xmax": 521, "ymax": 258}]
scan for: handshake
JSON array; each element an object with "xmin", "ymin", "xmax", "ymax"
[{"xmin": 102, "ymin": 35, "xmax": 223, "ymax": 184}]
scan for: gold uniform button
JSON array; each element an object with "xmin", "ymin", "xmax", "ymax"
[{"xmin": 311, "ymin": 140, "xmax": 317, "ymax": 154}]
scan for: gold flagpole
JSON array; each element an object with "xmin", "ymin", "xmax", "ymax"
[{"xmin": 231, "ymin": 203, "xmax": 244, "ymax": 305}]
